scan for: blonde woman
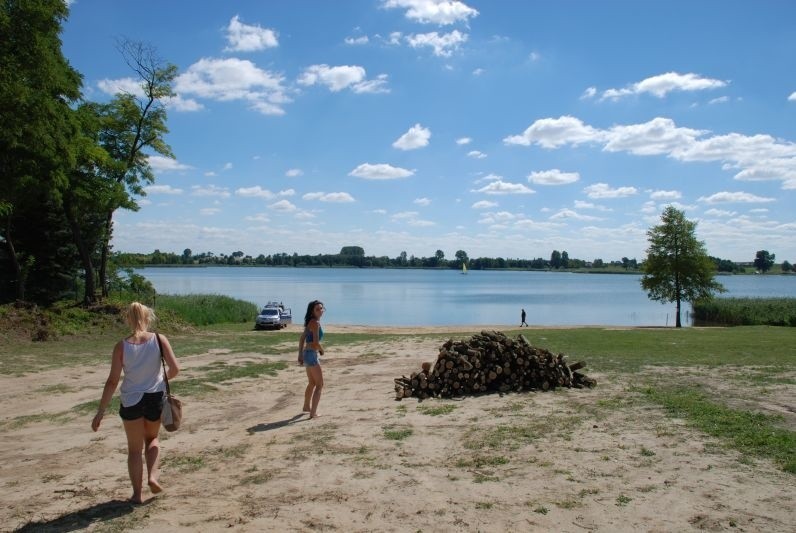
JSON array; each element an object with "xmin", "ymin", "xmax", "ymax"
[{"xmin": 91, "ymin": 302, "xmax": 179, "ymax": 504}]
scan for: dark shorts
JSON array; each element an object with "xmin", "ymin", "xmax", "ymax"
[{"xmin": 119, "ymin": 392, "xmax": 164, "ymax": 422}]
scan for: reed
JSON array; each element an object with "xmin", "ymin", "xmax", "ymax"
[
  {"xmin": 692, "ymin": 297, "xmax": 796, "ymax": 327},
  {"xmin": 153, "ymin": 294, "xmax": 258, "ymax": 326}
]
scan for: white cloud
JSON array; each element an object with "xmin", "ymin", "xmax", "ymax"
[
  {"xmin": 200, "ymin": 208, "xmax": 221, "ymax": 216},
  {"xmin": 97, "ymin": 77, "xmax": 144, "ymax": 97},
  {"xmin": 349, "ymin": 163, "xmax": 414, "ymax": 180},
  {"xmin": 278, "ymin": 189, "xmax": 295, "ymax": 197},
  {"xmin": 698, "ymin": 191, "xmax": 776, "ymax": 204},
  {"xmin": 224, "ymin": 15, "xmax": 278, "ymax": 52},
  {"xmin": 387, "ymin": 31, "xmax": 403, "ymax": 45},
  {"xmin": 144, "ymin": 185, "xmax": 183, "ymax": 195},
  {"xmin": 580, "ymin": 86, "xmax": 597, "ymax": 100},
  {"xmin": 235, "ymin": 186, "xmax": 274, "ymax": 199},
  {"xmin": 285, "ymin": 168, "xmax": 303, "ymax": 177},
  {"xmin": 204, "ymin": 171, "xmax": 216, "ymax": 177},
  {"xmin": 708, "ymin": 96, "xmax": 730, "ymax": 105},
  {"xmin": 472, "ymin": 200, "xmax": 498, "ymax": 209},
  {"xmin": 392, "ymin": 211, "xmax": 419, "ymax": 220},
  {"xmin": 393, "ymin": 123, "xmax": 431, "ymax": 150},
  {"xmin": 175, "ymin": 57, "xmax": 288, "ymax": 115},
  {"xmin": 245, "ymin": 213, "xmax": 270, "ymax": 223},
  {"xmin": 268, "ymin": 199, "xmax": 297, "ymax": 212},
  {"xmin": 641, "ymin": 201, "xmax": 658, "ymax": 214},
  {"xmin": 529, "ymin": 51, "xmax": 541, "ymax": 62},
  {"xmin": 603, "ymin": 118, "xmax": 705, "ymax": 156},
  {"xmin": 344, "ymin": 35, "xmax": 369, "ymax": 45},
  {"xmin": 165, "ymin": 94, "xmax": 204, "ymax": 112},
  {"xmin": 574, "ymin": 200, "xmax": 612, "ymax": 212},
  {"xmin": 749, "ymin": 208, "xmax": 769, "ymax": 213},
  {"xmin": 406, "ymin": 30, "xmax": 468, "ymax": 57},
  {"xmin": 474, "ymin": 173, "xmax": 503, "ymax": 184},
  {"xmin": 298, "ymin": 64, "xmax": 389, "ymax": 94},
  {"xmin": 456, "ymin": 137, "xmax": 472, "ymax": 145},
  {"xmin": 222, "ymin": 162, "xmax": 233, "ymax": 170},
  {"xmin": 414, "ymin": 197, "xmax": 431, "ymax": 206},
  {"xmin": 371, "ymin": 209, "xmax": 388, "ymax": 214},
  {"xmin": 472, "ymin": 68, "xmax": 485, "ymax": 76},
  {"xmin": 504, "ymin": 115, "xmax": 603, "ymax": 148},
  {"xmin": 583, "ymin": 183, "xmax": 638, "ymax": 199},
  {"xmin": 787, "ymin": 91, "xmax": 796, "ymax": 102},
  {"xmin": 383, "ymin": 0, "xmax": 479, "ymax": 25},
  {"xmin": 549, "ymin": 209, "xmax": 603, "ymax": 221},
  {"xmin": 391, "ymin": 210, "xmax": 435, "ymax": 227},
  {"xmin": 467, "ymin": 150, "xmax": 487, "ymax": 159},
  {"xmin": 147, "ymin": 155, "xmax": 192, "ymax": 172},
  {"xmin": 473, "ymin": 180, "xmax": 535, "ymax": 195},
  {"xmin": 528, "ymin": 169, "xmax": 580, "ymax": 185},
  {"xmin": 302, "ymin": 192, "xmax": 355, "ymax": 203},
  {"xmin": 704, "ymin": 208, "xmax": 737, "ymax": 217},
  {"xmin": 649, "ymin": 190, "xmax": 682, "ymax": 200},
  {"xmin": 192, "ymin": 185, "xmax": 231, "ymax": 198},
  {"xmin": 601, "ymin": 72, "xmax": 727, "ymax": 100}
]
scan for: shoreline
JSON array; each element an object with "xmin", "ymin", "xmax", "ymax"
[{"xmin": 280, "ymin": 323, "xmax": 687, "ymax": 334}]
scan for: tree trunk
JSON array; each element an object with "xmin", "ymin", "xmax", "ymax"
[
  {"xmin": 98, "ymin": 210, "xmax": 113, "ymax": 299},
  {"xmin": 675, "ymin": 297, "xmax": 682, "ymax": 328},
  {"xmin": 3, "ymin": 215, "xmax": 24, "ymax": 301},
  {"xmin": 64, "ymin": 198, "xmax": 97, "ymax": 306}
]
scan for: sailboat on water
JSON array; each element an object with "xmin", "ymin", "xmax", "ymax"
[{"xmin": 461, "ymin": 262, "xmax": 468, "ymax": 275}]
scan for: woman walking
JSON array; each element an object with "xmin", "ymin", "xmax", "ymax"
[
  {"xmin": 298, "ymin": 300, "xmax": 325, "ymax": 418},
  {"xmin": 91, "ymin": 302, "xmax": 179, "ymax": 504}
]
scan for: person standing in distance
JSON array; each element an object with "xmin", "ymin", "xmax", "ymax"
[
  {"xmin": 91, "ymin": 302, "xmax": 179, "ymax": 504},
  {"xmin": 521, "ymin": 308, "xmax": 529, "ymax": 327},
  {"xmin": 298, "ymin": 300, "xmax": 325, "ymax": 418}
]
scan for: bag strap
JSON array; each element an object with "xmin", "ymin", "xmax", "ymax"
[{"xmin": 155, "ymin": 332, "xmax": 171, "ymax": 396}]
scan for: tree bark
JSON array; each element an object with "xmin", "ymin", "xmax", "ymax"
[
  {"xmin": 64, "ymin": 197, "xmax": 97, "ymax": 305},
  {"xmin": 98, "ymin": 209, "xmax": 113, "ymax": 298},
  {"xmin": 3, "ymin": 215, "xmax": 24, "ymax": 301}
]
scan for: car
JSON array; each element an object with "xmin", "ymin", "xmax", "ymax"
[{"xmin": 255, "ymin": 306, "xmax": 284, "ymax": 330}]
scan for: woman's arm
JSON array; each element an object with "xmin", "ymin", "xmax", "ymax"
[
  {"xmin": 308, "ymin": 321, "xmax": 322, "ymax": 351},
  {"xmin": 91, "ymin": 342, "xmax": 124, "ymax": 431},
  {"xmin": 297, "ymin": 329, "xmax": 305, "ymax": 364},
  {"xmin": 158, "ymin": 334, "xmax": 180, "ymax": 380}
]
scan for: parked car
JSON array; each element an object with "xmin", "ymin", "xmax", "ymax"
[{"xmin": 255, "ymin": 306, "xmax": 284, "ymax": 330}]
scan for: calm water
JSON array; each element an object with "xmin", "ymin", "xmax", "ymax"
[{"xmin": 136, "ymin": 267, "xmax": 796, "ymax": 327}]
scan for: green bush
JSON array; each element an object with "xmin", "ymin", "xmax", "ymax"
[
  {"xmin": 153, "ymin": 294, "xmax": 258, "ymax": 326},
  {"xmin": 692, "ymin": 297, "xmax": 796, "ymax": 327}
]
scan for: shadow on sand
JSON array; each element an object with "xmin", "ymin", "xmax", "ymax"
[
  {"xmin": 247, "ymin": 413, "xmax": 307, "ymax": 434},
  {"xmin": 14, "ymin": 499, "xmax": 147, "ymax": 532}
]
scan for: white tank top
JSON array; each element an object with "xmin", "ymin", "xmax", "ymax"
[{"xmin": 119, "ymin": 334, "xmax": 166, "ymax": 407}]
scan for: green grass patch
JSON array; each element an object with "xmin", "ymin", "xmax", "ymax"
[
  {"xmin": 154, "ymin": 294, "xmax": 258, "ymax": 326},
  {"xmin": 693, "ymin": 297, "xmax": 796, "ymax": 327},
  {"xmin": 383, "ymin": 426, "xmax": 413, "ymax": 441},
  {"xmin": 163, "ymin": 454, "xmax": 205, "ymax": 472},
  {"xmin": 176, "ymin": 360, "xmax": 287, "ymax": 396},
  {"xmin": 616, "ymin": 494, "xmax": 632, "ymax": 506},
  {"xmin": 455, "ymin": 455, "xmax": 509, "ymax": 468},
  {"xmin": 72, "ymin": 396, "xmax": 121, "ymax": 415},
  {"xmin": 417, "ymin": 403, "xmax": 457, "ymax": 416},
  {"xmin": 464, "ymin": 416, "xmax": 581, "ymax": 451},
  {"xmin": 642, "ymin": 386, "xmax": 796, "ymax": 473}
]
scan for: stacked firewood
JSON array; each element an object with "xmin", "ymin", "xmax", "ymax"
[{"xmin": 394, "ymin": 331, "xmax": 596, "ymax": 400}]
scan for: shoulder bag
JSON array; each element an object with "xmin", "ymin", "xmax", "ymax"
[{"xmin": 155, "ymin": 333, "xmax": 183, "ymax": 432}]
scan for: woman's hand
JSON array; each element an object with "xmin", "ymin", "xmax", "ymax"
[
  {"xmin": 319, "ymin": 348, "xmax": 325, "ymax": 356},
  {"xmin": 297, "ymin": 352, "xmax": 304, "ymax": 366},
  {"xmin": 91, "ymin": 412, "xmax": 103, "ymax": 431}
]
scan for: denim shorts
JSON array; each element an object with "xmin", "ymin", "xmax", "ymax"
[
  {"xmin": 303, "ymin": 349, "xmax": 320, "ymax": 367},
  {"xmin": 119, "ymin": 392, "xmax": 164, "ymax": 421}
]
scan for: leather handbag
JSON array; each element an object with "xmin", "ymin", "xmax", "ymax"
[{"xmin": 155, "ymin": 333, "xmax": 183, "ymax": 432}]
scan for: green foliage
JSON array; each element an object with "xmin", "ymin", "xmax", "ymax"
[
  {"xmin": 642, "ymin": 386, "xmax": 796, "ymax": 473},
  {"xmin": 754, "ymin": 250, "xmax": 775, "ymax": 273},
  {"xmin": 692, "ymin": 297, "xmax": 796, "ymax": 326},
  {"xmin": 339, "ymin": 246, "xmax": 365, "ymax": 256},
  {"xmin": 154, "ymin": 294, "xmax": 258, "ymax": 326},
  {"xmin": 641, "ymin": 207, "xmax": 725, "ymax": 327},
  {"xmin": 383, "ymin": 426, "xmax": 413, "ymax": 440}
]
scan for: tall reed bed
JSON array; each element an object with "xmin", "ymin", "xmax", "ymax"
[
  {"xmin": 692, "ymin": 297, "xmax": 796, "ymax": 327},
  {"xmin": 153, "ymin": 294, "xmax": 258, "ymax": 326}
]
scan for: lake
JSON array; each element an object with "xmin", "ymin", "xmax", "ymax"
[{"xmin": 136, "ymin": 267, "xmax": 796, "ymax": 327}]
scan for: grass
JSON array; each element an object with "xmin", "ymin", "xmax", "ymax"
[
  {"xmin": 153, "ymin": 294, "xmax": 258, "ymax": 326},
  {"xmin": 642, "ymin": 386, "xmax": 796, "ymax": 473},
  {"xmin": 454, "ymin": 455, "xmax": 509, "ymax": 468},
  {"xmin": 417, "ymin": 403, "xmax": 457, "ymax": 416},
  {"xmin": 692, "ymin": 297, "xmax": 796, "ymax": 327},
  {"xmin": 176, "ymin": 360, "xmax": 287, "ymax": 396},
  {"xmin": 616, "ymin": 494, "xmax": 632, "ymax": 506},
  {"xmin": 383, "ymin": 426, "xmax": 413, "ymax": 441},
  {"xmin": 464, "ymin": 416, "xmax": 581, "ymax": 451}
]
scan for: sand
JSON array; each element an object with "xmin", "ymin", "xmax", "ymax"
[{"xmin": 1, "ymin": 326, "xmax": 794, "ymax": 532}]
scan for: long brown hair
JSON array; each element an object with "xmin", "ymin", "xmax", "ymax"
[{"xmin": 304, "ymin": 300, "xmax": 323, "ymax": 327}]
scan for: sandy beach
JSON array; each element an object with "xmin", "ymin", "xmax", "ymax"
[{"xmin": 2, "ymin": 325, "xmax": 794, "ymax": 532}]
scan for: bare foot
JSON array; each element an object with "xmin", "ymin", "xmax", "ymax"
[
  {"xmin": 309, "ymin": 413, "xmax": 321, "ymax": 419},
  {"xmin": 130, "ymin": 494, "xmax": 144, "ymax": 505},
  {"xmin": 148, "ymin": 479, "xmax": 163, "ymax": 494},
  {"xmin": 302, "ymin": 405, "xmax": 311, "ymax": 412}
]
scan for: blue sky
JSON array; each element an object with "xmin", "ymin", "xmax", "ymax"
[{"xmin": 62, "ymin": 0, "xmax": 796, "ymax": 262}]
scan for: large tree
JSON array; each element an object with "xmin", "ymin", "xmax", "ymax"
[
  {"xmin": 753, "ymin": 250, "xmax": 775, "ymax": 273},
  {"xmin": 0, "ymin": 0, "xmax": 82, "ymax": 302},
  {"xmin": 640, "ymin": 206, "xmax": 725, "ymax": 327}
]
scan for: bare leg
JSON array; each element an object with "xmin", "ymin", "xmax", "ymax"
[
  {"xmin": 144, "ymin": 418, "xmax": 162, "ymax": 494},
  {"xmin": 122, "ymin": 419, "xmax": 145, "ymax": 503},
  {"xmin": 308, "ymin": 365, "xmax": 324, "ymax": 418},
  {"xmin": 303, "ymin": 367, "xmax": 314, "ymax": 412}
]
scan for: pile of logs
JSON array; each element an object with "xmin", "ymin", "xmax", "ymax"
[{"xmin": 394, "ymin": 331, "xmax": 596, "ymax": 400}]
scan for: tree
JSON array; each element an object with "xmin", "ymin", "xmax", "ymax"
[
  {"xmin": 754, "ymin": 250, "xmax": 775, "ymax": 273},
  {"xmin": 592, "ymin": 259, "xmax": 604, "ymax": 268},
  {"xmin": 96, "ymin": 39, "xmax": 177, "ymax": 298},
  {"xmin": 340, "ymin": 246, "xmax": 365, "ymax": 256},
  {"xmin": 641, "ymin": 206, "xmax": 725, "ymax": 327},
  {"xmin": 454, "ymin": 250, "xmax": 469, "ymax": 269},
  {"xmin": 550, "ymin": 250, "xmax": 562, "ymax": 269},
  {"xmin": 783, "ymin": 260, "xmax": 792, "ymax": 273}
]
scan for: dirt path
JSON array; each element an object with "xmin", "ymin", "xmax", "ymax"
[{"xmin": 2, "ymin": 332, "xmax": 794, "ymax": 532}]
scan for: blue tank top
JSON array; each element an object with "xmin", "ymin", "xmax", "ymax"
[{"xmin": 305, "ymin": 325, "xmax": 323, "ymax": 343}]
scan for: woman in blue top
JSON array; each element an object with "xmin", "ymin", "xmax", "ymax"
[{"xmin": 298, "ymin": 300, "xmax": 325, "ymax": 418}]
